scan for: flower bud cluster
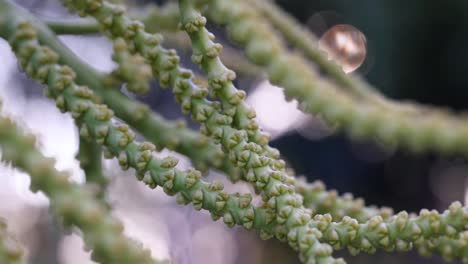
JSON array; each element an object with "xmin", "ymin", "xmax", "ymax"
[
  {"xmin": 55, "ymin": 1, "xmax": 468, "ymax": 262},
  {"xmin": 1, "ymin": 1, "xmax": 466, "ymax": 263},
  {"xmin": 205, "ymin": 0, "xmax": 468, "ymax": 158},
  {"xmin": 9, "ymin": 20, "xmax": 343, "ymax": 264},
  {"xmin": 111, "ymin": 37, "xmax": 152, "ymax": 94},
  {"xmin": 0, "ymin": 109, "xmax": 156, "ymax": 263},
  {"xmin": 56, "ymin": 1, "xmax": 370, "ymax": 242}
]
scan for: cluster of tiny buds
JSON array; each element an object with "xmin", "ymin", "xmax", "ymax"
[
  {"xmin": 295, "ymin": 179, "xmax": 394, "ymax": 222},
  {"xmin": 0, "ymin": 106, "xmax": 156, "ymax": 263},
  {"xmin": 111, "ymin": 38, "xmax": 152, "ymax": 94},
  {"xmin": 198, "ymin": 5, "xmax": 468, "ymax": 259},
  {"xmin": 8, "ymin": 1, "xmax": 467, "ymax": 263},
  {"xmin": 213, "ymin": 0, "xmax": 468, "ymax": 158},
  {"xmin": 64, "ymin": 0, "xmax": 280, "ymax": 190}
]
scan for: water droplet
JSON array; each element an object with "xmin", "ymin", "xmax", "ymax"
[{"xmin": 318, "ymin": 24, "xmax": 367, "ymax": 73}]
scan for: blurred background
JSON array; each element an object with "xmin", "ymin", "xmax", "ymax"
[{"xmin": 0, "ymin": 0, "xmax": 467, "ymax": 263}]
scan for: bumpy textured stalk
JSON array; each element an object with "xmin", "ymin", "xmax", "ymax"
[
  {"xmin": 177, "ymin": 0, "xmax": 396, "ymax": 225},
  {"xmin": 41, "ymin": 9, "xmax": 396, "ymax": 216},
  {"xmin": 45, "ymin": 2, "xmax": 180, "ymax": 35},
  {"xmin": 0, "ymin": 0, "xmax": 228, "ymax": 174},
  {"xmin": 0, "ymin": 113, "xmax": 157, "ymax": 263},
  {"xmin": 55, "ymin": 0, "xmax": 468, "ymax": 261},
  {"xmin": 1, "ymin": 1, "xmax": 464, "ymax": 262},
  {"xmin": 25, "ymin": 5, "xmax": 393, "ymax": 217},
  {"xmin": 78, "ymin": 136, "xmax": 107, "ymax": 199},
  {"xmin": 0, "ymin": 218, "xmax": 24, "ymax": 264},
  {"xmin": 46, "ymin": 10, "xmax": 262, "ymax": 79},
  {"xmin": 204, "ymin": 0, "xmax": 468, "ymax": 158},
  {"xmin": 415, "ymin": 231, "xmax": 468, "ymax": 262},
  {"xmin": 61, "ymin": 1, "xmax": 358, "ymax": 262},
  {"xmin": 53, "ymin": 0, "xmax": 466, "ymax": 258},
  {"xmin": 56, "ymin": 0, "xmax": 374, "ymax": 225},
  {"xmin": 39, "ymin": 0, "xmax": 420, "ymax": 234},
  {"xmin": 295, "ymin": 179, "xmax": 393, "ymax": 223},
  {"xmin": 140, "ymin": 2, "xmax": 181, "ymax": 34},
  {"xmin": 6, "ymin": 19, "xmax": 344, "ymax": 264},
  {"xmin": 180, "ymin": 0, "xmax": 468, "ymax": 258},
  {"xmin": 178, "ymin": 0, "xmax": 271, "ymax": 145},
  {"xmin": 110, "ymin": 37, "xmax": 152, "ymax": 94},
  {"xmin": 249, "ymin": 0, "xmax": 453, "ymax": 121}
]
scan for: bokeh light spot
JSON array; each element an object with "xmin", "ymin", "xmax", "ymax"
[{"xmin": 319, "ymin": 24, "xmax": 367, "ymax": 73}]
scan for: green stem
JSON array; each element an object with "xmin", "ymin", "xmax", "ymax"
[
  {"xmin": 78, "ymin": 136, "xmax": 107, "ymax": 199},
  {"xmin": 0, "ymin": 0, "xmax": 230, "ymax": 175},
  {"xmin": 0, "ymin": 0, "xmax": 450, "ymax": 235},
  {"xmin": 204, "ymin": 0, "xmax": 468, "ymax": 158},
  {"xmin": 45, "ymin": 2, "xmax": 181, "ymax": 35},
  {"xmin": 21, "ymin": 5, "xmax": 384, "ymax": 227},
  {"xmin": 1, "ymin": 0, "xmax": 390, "ymax": 225},
  {"xmin": 0, "ymin": 115, "xmax": 159, "ymax": 264},
  {"xmin": 5, "ymin": 12, "xmax": 343, "ymax": 263},
  {"xmin": 58, "ymin": 0, "xmax": 468, "ymax": 261},
  {"xmin": 45, "ymin": 19, "xmax": 100, "ymax": 35}
]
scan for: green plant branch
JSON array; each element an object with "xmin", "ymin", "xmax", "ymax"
[
  {"xmin": 109, "ymin": 37, "xmax": 153, "ymax": 94},
  {"xmin": 77, "ymin": 136, "xmax": 107, "ymax": 199},
  {"xmin": 15, "ymin": 5, "xmax": 391, "ymax": 225},
  {"xmin": 16, "ymin": 11, "xmax": 391, "ymax": 225},
  {"xmin": 295, "ymin": 179, "xmax": 393, "ymax": 223},
  {"xmin": 51, "ymin": 0, "xmax": 468, "ymax": 159},
  {"xmin": 248, "ymin": 0, "xmax": 456, "ymax": 120},
  {"xmin": 44, "ymin": 2, "xmax": 180, "ymax": 35},
  {"xmin": 1, "ymin": 1, "xmax": 465, "ymax": 262},
  {"xmin": 45, "ymin": 19, "xmax": 101, "ymax": 35},
  {"xmin": 176, "ymin": 0, "xmax": 391, "ymax": 226},
  {"xmin": 45, "ymin": 2, "xmax": 263, "ymax": 78},
  {"xmin": 2, "ymin": 0, "xmax": 461, "ymax": 233},
  {"xmin": 0, "ymin": 112, "xmax": 159, "ymax": 263},
  {"xmin": 202, "ymin": 0, "xmax": 468, "ymax": 157},
  {"xmin": 8, "ymin": 18, "xmax": 468, "ymax": 260},
  {"xmin": 0, "ymin": 1, "xmax": 230, "ymax": 174},
  {"xmin": 0, "ymin": 217, "xmax": 24, "ymax": 264},
  {"xmin": 177, "ymin": 3, "xmax": 341, "ymax": 262},
  {"xmin": 178, "ymin": 1, "xmax": 468, "ymax": 260},
  {"xmin": 52, "ymin": 0, "xmax": 468, "ymax": 262},
  {"xmin": 5, "ymin": 11, "xmax": 343, "ymax": 263},
  {"xmin": 415, "ymin": 231, "xmax": 468, "ymax": 262},
  {"xmin": 54, "ymin": 0, "xmax": 369, "ymax": 261}
]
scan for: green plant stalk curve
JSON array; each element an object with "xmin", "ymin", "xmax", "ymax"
[
  {"xmin": 203, "ymin": 0, "xmax": 468, "ymax": 158},
  {"xmin": 183, "ymin": 0, "xmax": 468, "ymax": 260},
  {"xmin": 45, "ymin": 2, "xmax": 181, "ymax": 35},
  {"xmin": 3, "ymin": 0, "xmax": 393, "ymax": 226},
  {"xmin": 77, "ymin": 136, "xmax": 107, "ymax": 199},
  {"xmin": 4, "ymin": 16, "xmax": 344, "ymax": 263},
  {"xmin": 1, "ymin": 1, "xmax": 466, "ymax": 262},
  {"xmin": 110, "ymin": 37, "xmax": 152, "ymax": 94},
  {"xmin": 54, "ymin": 0, "xmax": 389, "ymax": 229},
  {"xmin": 0, "ymin": 112, "xmax": 158, "ymax": 263},
  {"xmin": 56, "ymin": 0, "xmax": 468, "ymax": 261},
  {"xmin": 0, "ymin": 0, "xmax": 229, "ymax": 175}
]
